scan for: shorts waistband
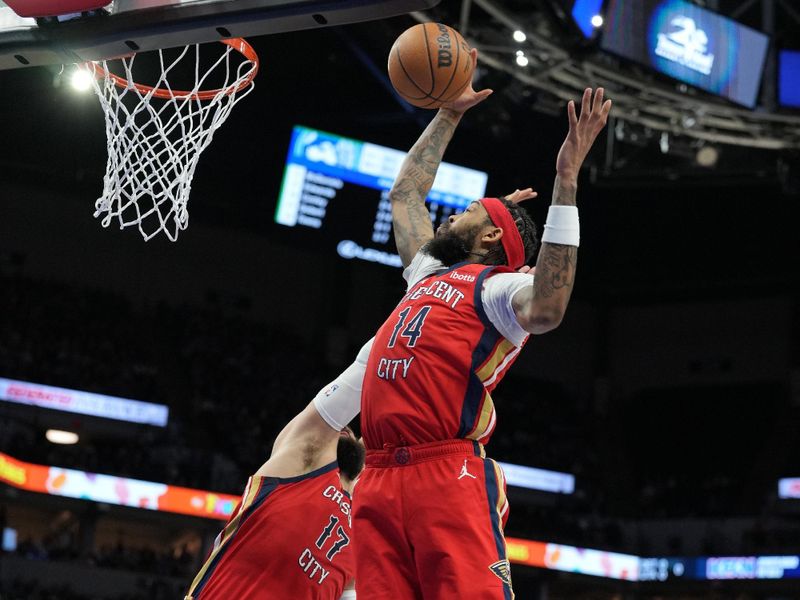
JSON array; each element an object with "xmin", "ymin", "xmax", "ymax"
[{"xmin": 365, "ymin": 439, "xmax": 485, "ymax": 467}]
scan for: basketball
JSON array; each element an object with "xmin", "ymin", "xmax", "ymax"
[{"xmin": 387, "ymin": 23, "xmax": 474, "ymax": 109}]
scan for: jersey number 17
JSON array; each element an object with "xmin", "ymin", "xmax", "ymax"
[{"xmin": 314, "ymin": 515, "xmax": 350, "ymax": 561}]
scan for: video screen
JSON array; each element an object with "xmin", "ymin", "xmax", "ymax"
[
  {"xmin": 779, "ymin": 50, "xmax": 800, "ymax": 108},
  {"xmin": 601, "ymin": 0, "xmax": 769, "ymax": 108},
  {"xmin": 274, "ymin": 126, "xmax": 488, "ymax": 268}
]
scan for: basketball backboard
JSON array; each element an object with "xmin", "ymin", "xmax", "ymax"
[{"xmin": 0, "ymin": 0, "xmax": 441, "ymax": 70}]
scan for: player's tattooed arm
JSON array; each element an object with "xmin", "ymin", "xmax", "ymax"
[
  {"xmin": 513, "ymin": 88, "xmax": 611, "ymax": 335},
  {"xmin": 511, "ymin": 177, "xmax": 578, "ymax": 334},
  {"xmin": 389, "ymin": 109, "xmax": 462, "ymax": 267},
  {"xmin": 390, "ymin": 48, "xmax": 492, "ymax": 268},
  {"xmin": 535, "ymin": 175, "xmax": 577, "ymax": 300}
]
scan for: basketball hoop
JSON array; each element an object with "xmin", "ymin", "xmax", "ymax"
[{"xmin": 80, "ymin": 38, "xmax": 259, "ymax": 241}]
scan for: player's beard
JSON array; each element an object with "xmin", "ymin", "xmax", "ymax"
[
  {"xmin": 426, "ymin": 223, "xmax": 481, "ymax": 266},
  {"xmin": 337, "ymin": 435, "xmax": 366, "ymax": 482}
]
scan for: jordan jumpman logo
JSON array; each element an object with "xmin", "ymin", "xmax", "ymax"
[{"xmin": 458, "ymin": 459, "xmax": 477, "ymax": 480}]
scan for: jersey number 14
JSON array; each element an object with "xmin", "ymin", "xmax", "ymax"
[{"xmin": 388, "ymin": 305, "xmax": 431, "ymax": 348}]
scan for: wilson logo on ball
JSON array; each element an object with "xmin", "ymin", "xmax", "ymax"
[
  {"xmin": 387, "ymin": 23, "xmax": 474, "ymax": 109},
  {"xmin": 435, "ymin": 23, "xmax": 452, "ymax": 68}
]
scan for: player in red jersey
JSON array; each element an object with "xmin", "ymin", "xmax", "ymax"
[
  {"xmin": 353, "ymin": 49, "xmax": 612, "ymax": 600},
  {"xmin": 185, "ymin": 341, "xmax": 371, "ymax": 600}
]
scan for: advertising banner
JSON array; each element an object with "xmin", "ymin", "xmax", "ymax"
[
  {"xmin": 0, "ymin": 452, "xmax": 236, "ymax": 520},
  {"xmin": 0, "ymin": 377, "xmax": 168, "ymax": 426}
]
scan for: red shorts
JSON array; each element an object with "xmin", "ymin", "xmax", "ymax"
[{"xmin": 353, "ymin": 440, "xmax": 513, "ymax": 600}]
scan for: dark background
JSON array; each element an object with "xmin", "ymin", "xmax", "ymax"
[{"xmin": 1, "ymin": 0, "xmax": 799, "ymax": 598}]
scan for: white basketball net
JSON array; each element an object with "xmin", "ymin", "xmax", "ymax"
[{"xmin": 81, "ymin": 42, "xmax": 257, "ymax": 241}]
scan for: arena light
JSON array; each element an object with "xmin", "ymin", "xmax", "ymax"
[
  {"xmin": 512, "ymin": 30, "xmax": 526, "ymax": 42},
  {"xmin": 591, "ymin": 14, "xmax": 604, "ymax": 28},
  {"xmin": 571, "ymin": 0, "xmax": 605, "ymax": 37},
  {"xmin": 2, "ymin": 527, "xmax": 17, "ymax": 552},
  {"xmin": 695, "ymin": 145, "xmax": 719, "ymax": 168},
  {"xmin": 516, "ymin": 54, "xmax": 529, "ymax": 67},
  {"xmin": 69, "ymin": 68, "xmax": 93, "ymax": 92},
  {"xmin": 45, "ymin": 429, "xmax": 79, "ymax": 445}
]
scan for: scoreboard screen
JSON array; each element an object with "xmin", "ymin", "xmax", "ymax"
[
  {"xmin": 601, "ymin": 0, "xmax": 769, "ymax": 108},
  {"xmin": 779, "ymin": 50, "xmax": 800, "ymax": 108},
  {"xmin": 274, "ymin": 126, "xmax": 488, "ymax": 267}
]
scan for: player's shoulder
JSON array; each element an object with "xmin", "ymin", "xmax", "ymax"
[
  {"xmin": 481, "ymin": 270, "xmax": 533, "ymax": 299},
  {"xmin": 255, "ymin": 461, "xmax": 339, "ymax": 490},
  {"xmin": 403, "ymin": 251, "xmax": 445, "ymax": 288}
]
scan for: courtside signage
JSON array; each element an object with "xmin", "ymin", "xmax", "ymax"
[
  {"xmin": 3, "ymin": 454, "xmax": 795, "ymax": 582},
  {"xmin": 0, "ymin": 452, "xmax": 237, "ymax": 520},
  {"xmin": 505, "ymin": 539, "xmax": 800, "ymax": 582},
  {"xmin": 497, "ymin": 461, "xmax": 575, "ymax": 494},
  {"xmin": 705, "ymin": 556, "xmax": 800, "ymax": 580},
  {"xmin": 779, "ymin": 477, "xmax": 800, "ymax": 499},
  {"xmin": 0, "ymin": 376, "xmax": 168, "ymax": 426},
  {"xmin": 506, "ymin": 537, "xmax": 640, "ymax": 580}
]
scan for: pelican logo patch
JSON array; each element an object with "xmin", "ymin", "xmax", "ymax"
[{"xmin": 489, "ymin": 559, "xmax": 512, "ymax": 585}]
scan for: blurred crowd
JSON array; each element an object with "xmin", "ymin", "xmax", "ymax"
[
  {"xmin": 0, "ymin": 274, "xmax": 329, "ymax": 493},
  {"xmin": 1, "ymin": 578, "xmax": 182, "ymax": 600},
  {"xmin": 13, "ymin": 535, "xmax": 196, "ymax": 578}
]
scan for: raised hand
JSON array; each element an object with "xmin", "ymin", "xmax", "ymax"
[
  {"xmin": 502, "ymin": 187, "xmax": 538, "ymax": 204},
  {"xmin": 555, "ymin": 87, "xmax": 612, "ymax": 181},
  {"xmin": 440, "ymin": 49, "xmax": 493, "ymax": 114}
]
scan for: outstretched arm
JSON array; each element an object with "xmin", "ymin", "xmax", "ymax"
[
  {"xmin": 390, "ymin": 49, "xmax": 492, "ymax": 267},
  {"xmin": 390, "ymin": 109, "xmax": 460, "ymax": 266},
  {"xmin": 255, "ymin": 401, "xmax": 337, "ymax": 478},
  {"xmin": 255, "ymin": 338, "xmax": 372, "ymax": 478},
  {"xmin": 513, "ymin": 88, "xmax": 612, "ymax": 334}
]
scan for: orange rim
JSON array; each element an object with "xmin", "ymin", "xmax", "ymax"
[{"xmin": 87, "ymin": 38, "xmax": 259, "ymax": 101}]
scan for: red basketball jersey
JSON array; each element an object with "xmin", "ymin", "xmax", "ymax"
[
  {"xmin": 185, "ymin": 463, "xmax": 353, "ymax": 600},
  {"xmin": 362, "ymin": 262, "xmax": 525, "ymax": 450}
]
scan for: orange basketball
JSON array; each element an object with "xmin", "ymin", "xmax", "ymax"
[{"xmin": 387, "ymin": 23, "xmax": 474, "ymax": 109}]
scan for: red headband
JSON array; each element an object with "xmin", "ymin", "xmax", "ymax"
[{"xmin": 479, "ymin": 197, "xmax": 525, "ymax": 269}]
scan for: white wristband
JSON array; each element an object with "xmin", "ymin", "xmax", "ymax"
[
  {"xmin": 541, "ymin": 205, "xmax": 579, "ymax": 247},
  {"xmin": 312, "ymin": 338, "xmax": 373, "ymax": 431}
]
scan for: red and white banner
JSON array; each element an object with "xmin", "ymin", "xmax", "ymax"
[
  {"xmin": 0, "ymin": 377, "xmax": 168, "ymax": 426},
  {"xmin": 0, "ymin": 452, "xmax": 237, "ymax": 520}
]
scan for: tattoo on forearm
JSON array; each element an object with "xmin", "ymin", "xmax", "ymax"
[
  {"xmin": 390, "ymin": 111, "xmax": 461, "ymax": 263},
  {"xmin": 552, "ymin": 174, "xmax": 577, "ymax": 206},
  {"xmin": 535, "ymin": 245, "xmax": 577, "ymax": 299},
  {"xmin": 534, "ymin": 175, "xmax": 579, "ymax": 300}
]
